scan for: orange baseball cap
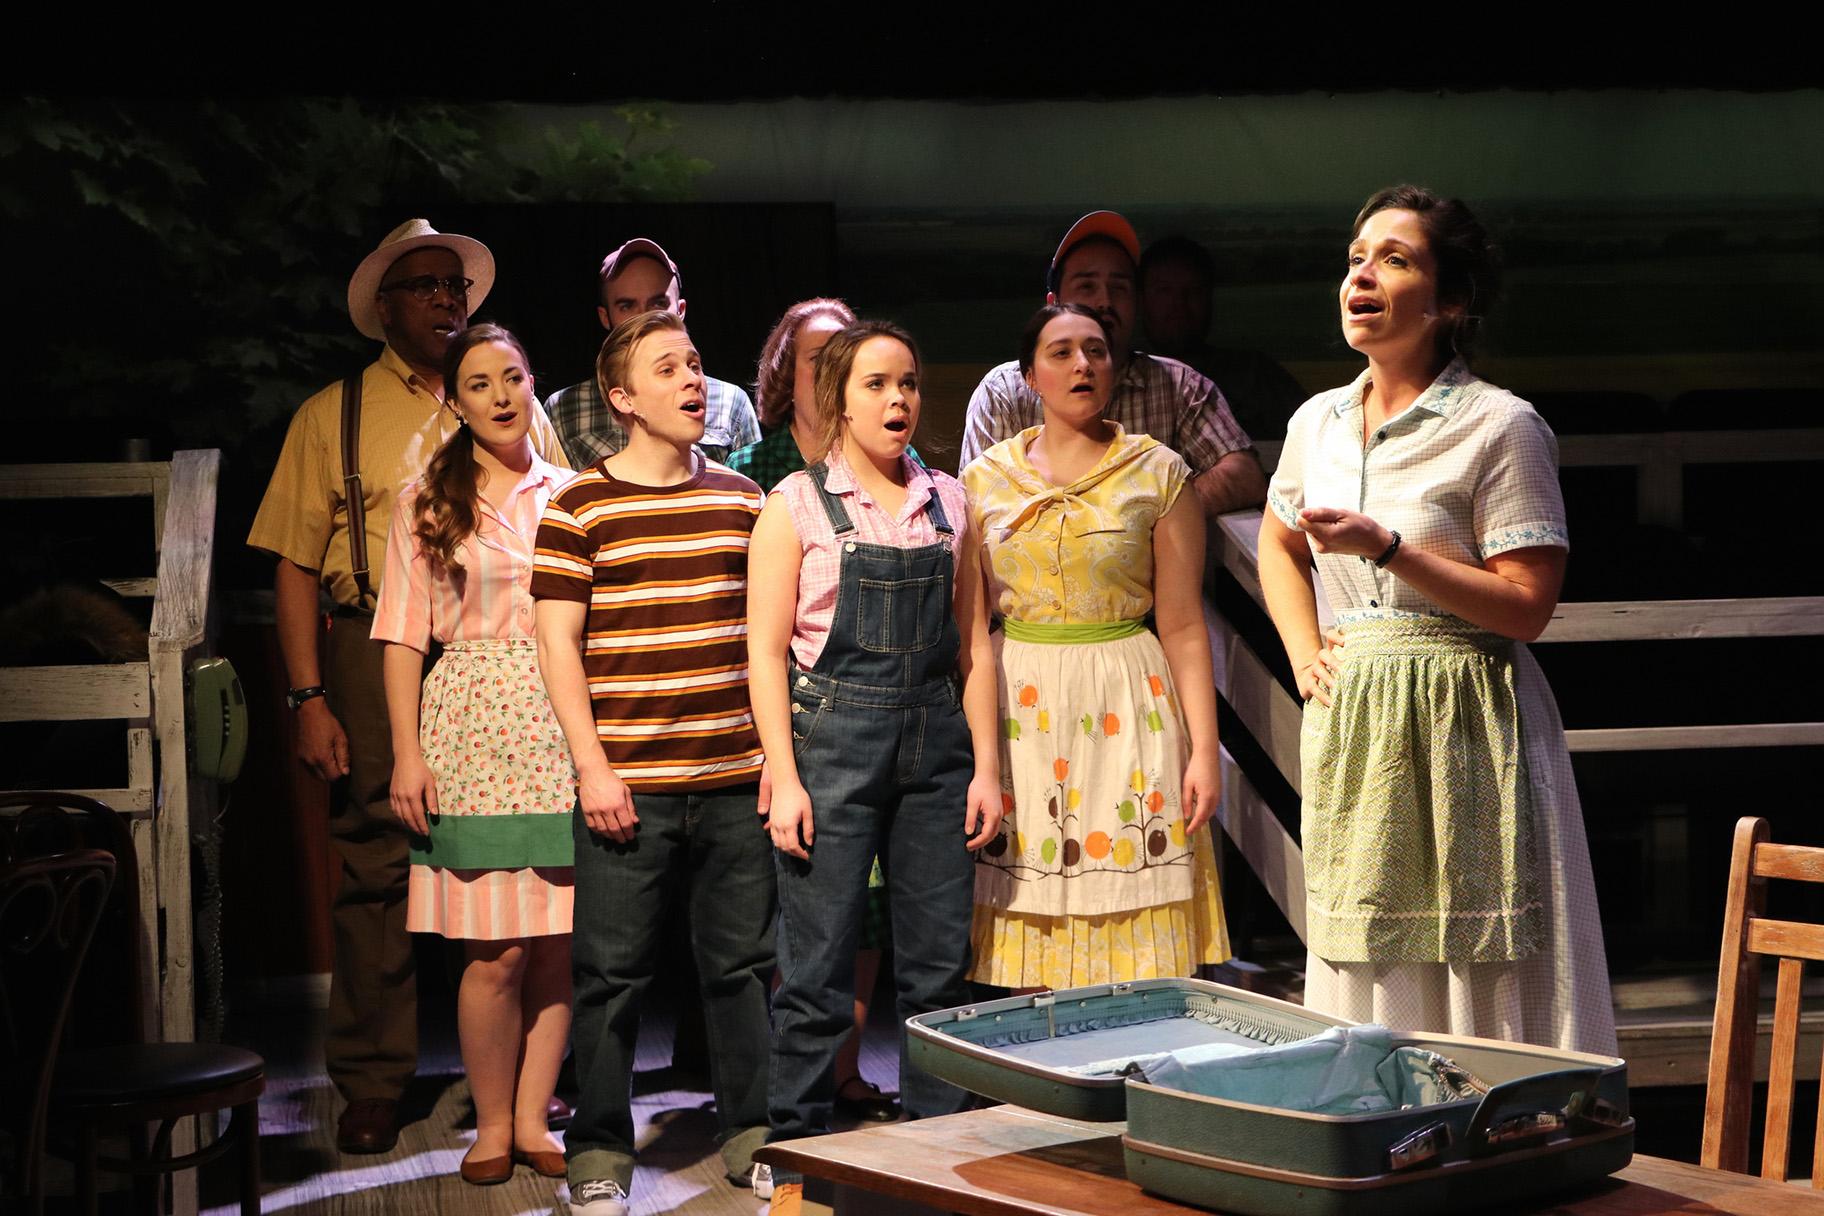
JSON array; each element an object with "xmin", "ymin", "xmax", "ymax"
[{"xmin": 1048, "ymin": 211, "xmax": 1141, "ymax": 292}]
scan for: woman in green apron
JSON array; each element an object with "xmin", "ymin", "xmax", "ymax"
[{"xmin": 1258, "ymin": 186, "xmax": 1616, "ymax": 1056}]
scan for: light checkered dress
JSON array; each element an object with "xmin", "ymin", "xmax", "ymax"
[{"xmin": 1268, "ymin": 359, "xmax": 1617, "ymax": 1057}]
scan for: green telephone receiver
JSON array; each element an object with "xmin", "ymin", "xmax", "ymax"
[{"xmin": 187, "ymin": 656, "xmax": 247, "ymax": 783}]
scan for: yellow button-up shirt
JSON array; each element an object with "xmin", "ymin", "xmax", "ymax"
[
  {"xmin": 964, "ymin": 425, "xmax": 1189, "ymax": 625},
  {"xmin": 247, "ymin": 345, "xmax": 570, "ymax": 609}
]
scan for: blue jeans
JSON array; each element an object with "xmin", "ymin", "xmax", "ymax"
[
  {"xmin": 566, "ymin": 783, "xmax": 775, "ymax": 1192},
  {"xmin": 767, "ymin": 670, "xmax": 976, "ymax": 1160}
]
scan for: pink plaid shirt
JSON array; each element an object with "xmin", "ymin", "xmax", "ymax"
[
  {"xmin": 372, "ymin": 456, "xmax": 571, "ymax": 650},
  {"xmin": 775, "ymin": 447, "xmax": 970, "ymax": 670}
]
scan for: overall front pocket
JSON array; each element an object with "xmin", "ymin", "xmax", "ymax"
[{"xmin": 856, "ymin": 574, "xmax": 947, "ymax": 654}]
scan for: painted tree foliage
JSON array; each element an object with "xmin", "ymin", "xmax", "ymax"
[{"xmin": 5, "ymin": 97, "xmax": 709, "ymax": 454}]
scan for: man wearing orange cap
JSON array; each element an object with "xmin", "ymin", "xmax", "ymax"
[
  {"xmin": 959, "ymin": 211, "xmax": 1266, "ymax": 517},
  {"xmin": 249, "ymin": 219, "xmax": 569, "ymax": 1153}
]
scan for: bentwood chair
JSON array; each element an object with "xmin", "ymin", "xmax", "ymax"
[
  {"xmin": 0, "ymin": 850, "xmax": 116, "ymax": 1216},
  {"xmin": 1701, "ymin": 815, "xmax": 1824, "ymax": 1184},
  {"xmin": 0, "ymin": 792, "xmax": 265, "ymax": 1214}
]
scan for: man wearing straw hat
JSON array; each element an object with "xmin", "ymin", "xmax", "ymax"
[{"xmin": 249, "ymin": 219, "xmax": 568, "ymax": 1153}]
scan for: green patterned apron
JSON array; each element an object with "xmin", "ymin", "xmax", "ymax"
[{"xmin": 1301, "ymin": 616, "xmax": 1541, "ymax": 964}]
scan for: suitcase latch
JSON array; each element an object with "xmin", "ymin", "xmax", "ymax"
[
  {"xmin": 1485, "ymin": 1110, "xmax": 1567, "ymax": 1147},
  {"xmin": 1030, "ymin": 991, "xmax": 1057, "ymax": 1038},
  {"xmin": 1388, "ymin": 1121, "xmax": 1453, "ymax": 1171},
  {"xmin": 1572, "ymin": 1096, "xmax": 1629, "ymax": 1129}
]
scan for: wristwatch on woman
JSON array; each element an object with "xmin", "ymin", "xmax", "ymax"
[{"xmin": 287, "ymin": 685, "xmax": 327, "ymax": 710}]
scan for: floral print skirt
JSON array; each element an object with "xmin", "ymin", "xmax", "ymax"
[
  {"xmin": 407, "ymin": 639, "xmax": 576, "ymax": 940},
  {"xmin": 970, "ymin": 627, "xmax": 1228, "ymax": 986}
]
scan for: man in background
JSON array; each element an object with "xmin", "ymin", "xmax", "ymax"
[
  {"xmin": 544, "ymin": 237, "xmax": 760, "ymax": 466},
  {"xmin": 1140, "ymin": 234, "xmax": 1308, "ymax": 442}
]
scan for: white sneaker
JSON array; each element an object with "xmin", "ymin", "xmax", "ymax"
[
  {"xmin": 569, "ymin": 1177, "xmax": 630, "ymax": 1216},
  {"xmin": 749, "ymin": 1162, "xmax": 774, "ymax": 1199}
]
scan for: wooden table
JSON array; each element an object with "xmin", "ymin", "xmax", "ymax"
[{"xmin": 754, "ymin": 1106, "xmax": 1822, "ymax": 1215}]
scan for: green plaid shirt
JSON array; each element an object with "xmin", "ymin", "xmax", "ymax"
[
  {"xmin": 544, "ymin": 373, "xmax": 761, "ymax": 468},
  {"xmin": 728, "ymin": 427, "xmax": 925, "ymax": 495}
]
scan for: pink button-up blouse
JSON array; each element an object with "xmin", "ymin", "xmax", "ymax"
[{"xmin": 372, "ymin": 457, "xmax": 571, "ymax": 651}]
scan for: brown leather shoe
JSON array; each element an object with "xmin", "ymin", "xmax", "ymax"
[
  {"xmin": 545, "ymin": 1094, "xmax": 573, "ymax": 1128},
  {"xmin": 512, "ymin": 1145, "xmax": 567, "ymax": 1178},
  {"xmin": 459, "ymin": 1153, "xmax": 514, "ymax": 1185},
  {"xmin": 336, "ymin": 1098, "xmax": 400, "ymax": 1154}
]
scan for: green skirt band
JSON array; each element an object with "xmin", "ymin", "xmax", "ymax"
[
  {"xmin": 409, "ymin": 810, "xmax": 575, "ymax": 869},
  {"xmin": 1002, "ymin": 618, "xmax": 1145, "ymax": 644}
]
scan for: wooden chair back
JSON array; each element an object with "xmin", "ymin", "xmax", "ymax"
[
  {"xmin": 0, "ymin": 792, "xmax": 144, "ymax": 1047},
  {"xmin": 0, "ymin": 850, "xmax": 115, "ymax": 1214},
  {"xmin": 1702, "ymin": 815, "xmax": 1824, "ymax": 1181}
]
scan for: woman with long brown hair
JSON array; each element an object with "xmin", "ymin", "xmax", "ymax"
[{"xmin": 372, "ymin": 322, "xmax": 577, "ymax": 1185}]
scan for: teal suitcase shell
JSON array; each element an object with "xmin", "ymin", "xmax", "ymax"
[{"xmin": 907, "ymin": 979, "xmax": 1632, "ymax": 1215}]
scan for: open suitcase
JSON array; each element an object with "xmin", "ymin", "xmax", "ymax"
[{"xmin": 906, "ymin": 978, "xmax": 1632, "ymax": 1215}]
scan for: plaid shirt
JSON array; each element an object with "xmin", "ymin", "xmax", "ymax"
[
  {"xmin": 543, "ymin": 373, "xmax": 761, "ymax": 468},
  {"xmin": 958, "ymin": 352, "xmax": 1252, "ymax": 475},
  {"xmin": 728, "ymin": 426, "xmax": 924, "ymax": 494},
  {"xmin": 726, "ymin": 426, "xmax": 804, "ymax": 494}
]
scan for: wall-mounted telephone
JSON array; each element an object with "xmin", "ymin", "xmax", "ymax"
[{"xmin": 187, "ymin": 656, "xmax": 247, "ymax": 783}]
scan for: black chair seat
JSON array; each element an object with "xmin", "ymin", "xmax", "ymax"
[{"xmin": 54, "ymin": 1043, "xmax": 265, "ymax": 1105}]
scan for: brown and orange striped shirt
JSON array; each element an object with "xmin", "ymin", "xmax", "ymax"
[{"xmin": 532, "ymin": 459, "xmax": 764, "ymax": 792}]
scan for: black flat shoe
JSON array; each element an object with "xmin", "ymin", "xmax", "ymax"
[{"xmin": 833, "ymin": 1078, "xmax": 901, "ymax": 1122}]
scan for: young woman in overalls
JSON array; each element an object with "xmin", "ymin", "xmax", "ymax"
[{"xmin": 747, "ymin": 320, "xmax": 1002, "ymax": 1213}]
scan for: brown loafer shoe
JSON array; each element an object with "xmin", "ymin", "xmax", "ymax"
[
  {"xmin": 336, "ymin": 1097, "xmax": 400, "ymax": 1154},
  {"xmin": 459, "ymin": 1153, "xmax": 514, "ymax": 1185},
  {"xmin": 545, "ymin": 1094, "xmax": 573, "ymax": 1128},
  {"xmin": 512, "ymin": 1145, "xmax": 567, "ymax": 1178}
]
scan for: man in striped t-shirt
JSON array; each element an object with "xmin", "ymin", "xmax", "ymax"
[{"xmin": 532, "ymin": 312, "xmax": 773, "ymax": 1216}]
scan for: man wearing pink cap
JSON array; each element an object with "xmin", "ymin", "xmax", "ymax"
[
  {"xmin": 544, "ymin": 237, "xmax": 760, "ymax": 466},
  {"xmin": 959, "ymin": 211, "xmax": 1266, "ymax": 517},
  {"xmin": 249, "ymin": 219, "xmax": 568, "ymax": 1154}
]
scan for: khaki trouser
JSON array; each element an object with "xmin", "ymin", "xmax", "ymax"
[{"xmin": 321, "ymin": 613, "xmax": 416, "ymax": 1103}]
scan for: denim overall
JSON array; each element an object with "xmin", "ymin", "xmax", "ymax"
[{"xmin": 767, "ymin": 462, "xmax": 977, "ymax": 1160}]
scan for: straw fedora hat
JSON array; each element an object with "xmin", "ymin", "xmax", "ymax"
[{"xmin": 347, "ymin": 218, "xmax": 495, "ymax": 341}]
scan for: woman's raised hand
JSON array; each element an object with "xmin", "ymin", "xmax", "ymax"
[{"xmin": 1297, "ymin": 507, "xmax": 1394, "ymax": 560}]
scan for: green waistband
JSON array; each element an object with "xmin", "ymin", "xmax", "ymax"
[{"xmin": 1002, "ymin": 618, "xmax": 1145, "ymax": 644}]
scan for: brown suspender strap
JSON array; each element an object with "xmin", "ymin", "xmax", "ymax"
[{"xmin": 340, "ymin": 370, "xmax": 372, "ymax": 606}]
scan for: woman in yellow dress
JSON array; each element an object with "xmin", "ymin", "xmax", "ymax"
[{"xmin": 967, "ymin": 303, "xmax": 1228, "ymax": 990}]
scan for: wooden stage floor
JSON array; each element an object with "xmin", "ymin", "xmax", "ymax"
[{"xmin": 191, "ymin": 972, "xmax": 897, "ymax": 1216}]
